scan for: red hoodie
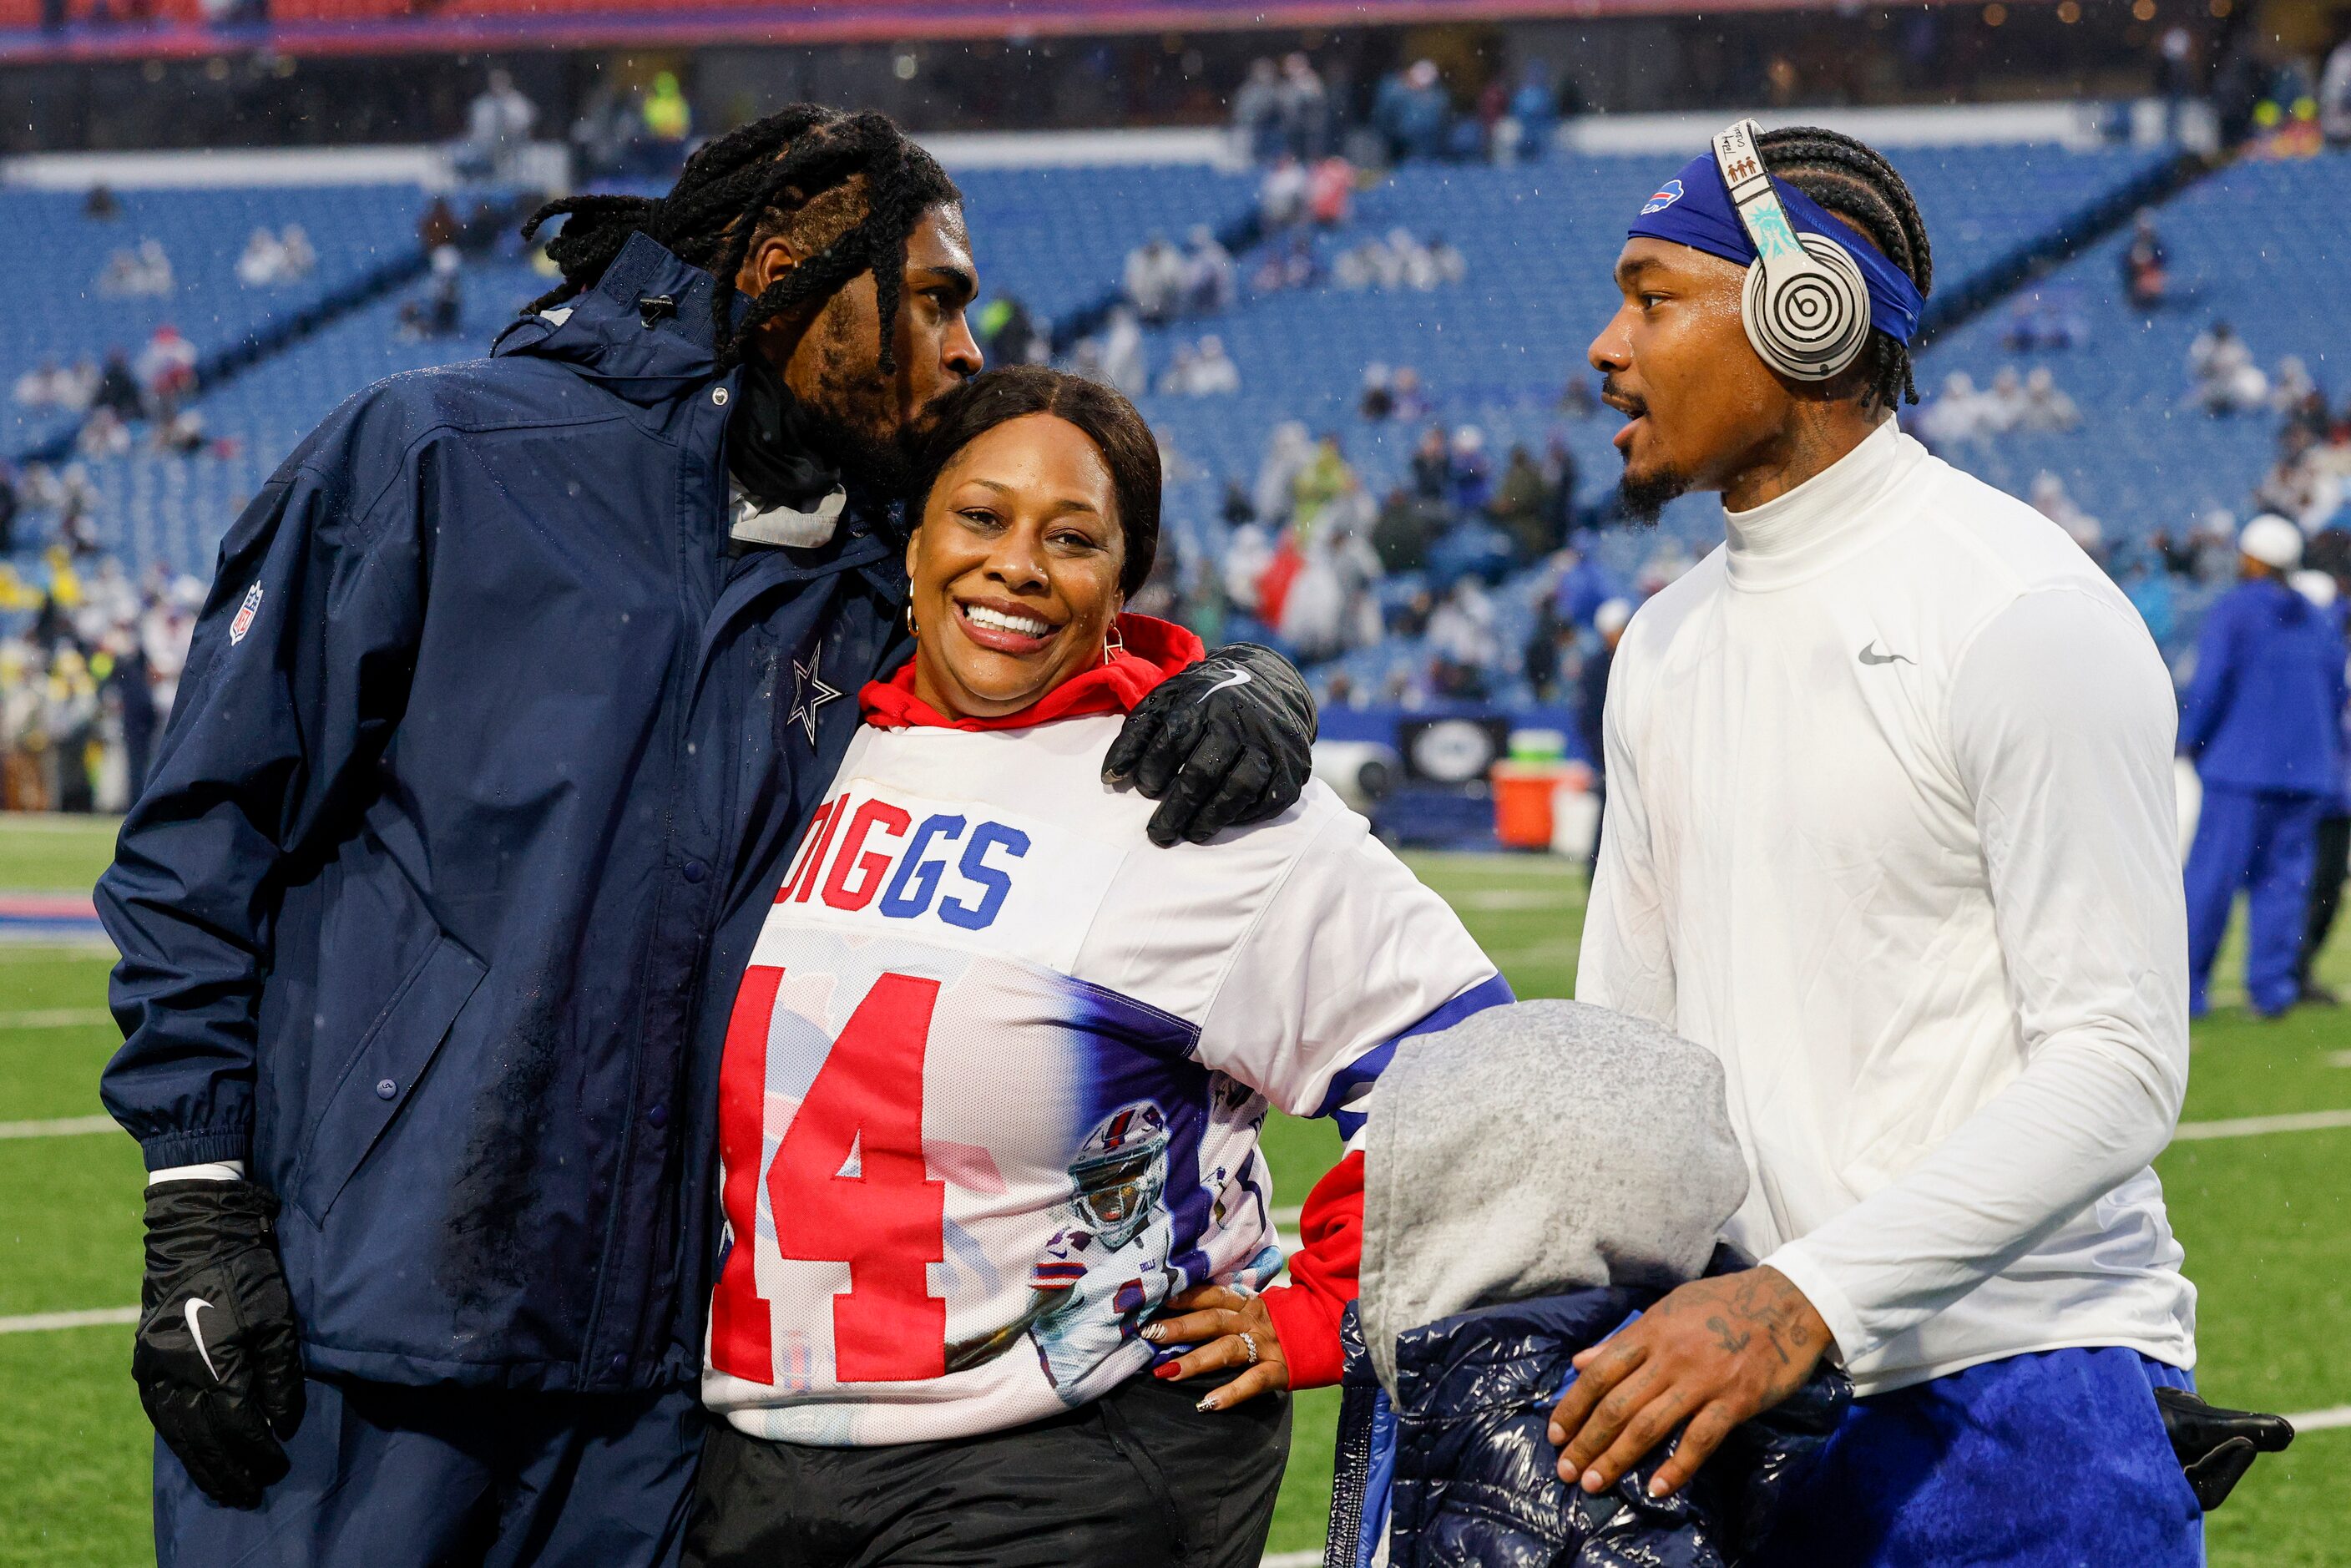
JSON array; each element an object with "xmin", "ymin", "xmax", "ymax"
[{"xmin": 857, "ymin": 611, "xmax": 1362, "ymax": 1390}]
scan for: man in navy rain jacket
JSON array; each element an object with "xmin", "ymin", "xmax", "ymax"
[
  {"xmin": 2181, "ymin": 513, "xmax": 2349, "ymax": 1017},
  {"xmin": 98, "ymin": 106, "xmax": 1317, "ymax": 1567}
]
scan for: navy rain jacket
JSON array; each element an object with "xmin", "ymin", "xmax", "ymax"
[{"xmin": 99, "ymin": 234, "xmax": 910, "ymax": 1393}]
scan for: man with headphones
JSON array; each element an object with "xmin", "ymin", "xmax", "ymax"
[{"xmin": 1543, "ymin": 122, "xmax": 2270, "ymax": 1565}]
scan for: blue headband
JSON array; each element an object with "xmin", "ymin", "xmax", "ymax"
[{"xmin": 1627, "ymin": 150, "xmax": 1925, "ymax": 346}]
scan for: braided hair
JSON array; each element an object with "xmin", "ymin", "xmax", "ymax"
[
  {"xmin": 1755, "ymin": 126, "xmax": 1934, "ymax": 413},
  {"xmin": 519, "ymin": 104, "xmax": 961, "ymax": 373}
]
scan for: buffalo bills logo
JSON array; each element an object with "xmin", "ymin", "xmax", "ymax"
[
  {"xmin": 1641, "ymin": 179, "xmax": 1686, "ymax": 215},
  {"xmin": 228, "ymin": 583, "xmax": 263, "ymax": 645}
]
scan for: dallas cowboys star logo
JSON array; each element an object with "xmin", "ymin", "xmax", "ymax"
[{"xmin": 788, "ymin": 651, "xmax": 840, "ymax": 746}]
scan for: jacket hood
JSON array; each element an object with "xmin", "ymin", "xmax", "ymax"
[
  {"xmin": 1361, "ymin": 997, "xmax": 1748, "ymax": 1393},
  {"xmin": 494, "ymin": 231, "xmax": 740, "ymax": 402},
  {"xmin": 493, "ymin": 231, "xmax": 904, "ymax": 534}
]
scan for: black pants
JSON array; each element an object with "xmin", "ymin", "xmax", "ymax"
[
  {"xmin": 2301, "ymin": 812, "xmax": 2351, "ymax": 986},
  {"xmin": 685, "ymin": 1373, "xmax": 1290, "ymax": 1568}
]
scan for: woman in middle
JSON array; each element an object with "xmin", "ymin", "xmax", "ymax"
[{"xmin": 690, "ymin": 366, "xmax": 1509, "ymax": 1568}]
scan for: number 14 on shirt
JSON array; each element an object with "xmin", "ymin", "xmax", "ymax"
[{"xmin": 711, "ymin": 967, "xmax": 948, "ymax": 1384}]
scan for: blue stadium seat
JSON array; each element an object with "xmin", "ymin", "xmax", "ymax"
[
  {"xmin": 1916, "ymin": 150, "xmax": 2351, "ymax": 559},
  {"xmin": 1, "ymin": 184, "xmax": 430, "ymax": 458}
]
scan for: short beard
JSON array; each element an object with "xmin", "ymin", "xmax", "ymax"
[
  {"xmin": 1616, "ymin": 464, "xmax": 1690, "ymax": 527},
  {"xmin": 797, "ymin": 387, "xmax": 924, "ymax": 497},
  {"xmin": 796, "ymin": 295, "xmax": 929, "ymax": 496}
]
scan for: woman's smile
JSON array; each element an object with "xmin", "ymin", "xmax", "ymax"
[{"xmin": 954, "ymin": 595, "xmax": 1063, "ymax": 656}]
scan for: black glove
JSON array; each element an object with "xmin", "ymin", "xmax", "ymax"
[
  {"xmin": 2154, "ymin": 1386, "xmax": 2293, "ymax": 1510},
  {"xmin": 134, "ymin": 1179, "xmax": 306, "ymax": 1508},
  {"xmin": 1103, "ymin": 643, "xmax": 1317, "ymax": 847}
]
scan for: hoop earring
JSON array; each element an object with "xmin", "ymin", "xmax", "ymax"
[
  {"xmin": 905, "ymin": 600, "xmax": 918, "ymax": 639},
  {"xmin": 1101, "ymin": 619, "xmax": 1125, "ymax": 667}
]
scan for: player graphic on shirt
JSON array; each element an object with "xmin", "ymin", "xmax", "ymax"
[{"xmin": 943, "ymin": 1102, "xmax": 1176, "ymax": 1396}]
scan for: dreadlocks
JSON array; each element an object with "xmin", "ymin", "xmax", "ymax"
[
  {"xmin": 1755, "ymin": 126, "xmax": 1934, "ymax": 414},
  {"xmin": 519, "ymin": 104, "xmax": 961, "ymax": 374}
]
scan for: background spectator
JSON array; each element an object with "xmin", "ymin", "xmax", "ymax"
[
  {"xmin": 418, "ymin": 195, "xmax": 462, "ymax": 250},
  {"xmin": 1307, "ymin": 154, "xmax": 1354, "ymax": 227},
  {"xmin": 1096, "ymin": 305, "xmax": 1148, "ymax": 398},
  {"xmin": 397, "ymin": 245, "xmax": 464, "ymax": 341},
  {"xmin": 1259, "ymin": 154, "xmax": 1309, "ymax": 232},
  {"xmin": 2021, "ymin": 367, "xmax": 2081, "ymax": 431},
  {"xmin": 136, "ymin": 325, "xmax": 196, "ymax": 405},
  {"xmin": 1184, "ymin": 225, "xmax": 1236, "ymax": 316},
  {"xmin": 978, "ymin": 295, "xmax": 1043, "ymax": 367},
  {"xmin": 96, "ymin": 238, "xmax": 172, "ymax": 297},
  {"xmin": 457, "ymin": 68, "xmax": 537, "ymax": 181},
  {"xmin": 2123, "ymin": 211, "xmax": 2171, "ymax": 311},
  {"xmin": 1278, "ymin": 53, "xmax": 1332, "ymax": 161},
  {"xmin": 2192, "ymin": 321, "xmax": 2270, "ymax": 413},
  {"xmin": 1232, "ymin": 58, "xmax": 1283, "ymax": 163},
  {"xmin": 1124, "ymin": 232, "xmax": 1186, "ymax": 323},
  {"xmin": 1373, "ymin": 59, "xmax": 1452, "ymax": 164},
  {"xmin": 89, "ymin": 351, "xmax": 142, "ymax": 422},
  {"xmin": 2323, "ymin": 31, "xmax": 2351, "ymax": 145}
]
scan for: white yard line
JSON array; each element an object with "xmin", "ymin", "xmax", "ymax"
[
  {"xmin": 1260, "ymin": 1553, "xmax": 1323, "ymax": 1567},
  {"xmin": 0, "ymin": 1115, "xmax": 117, "ymax": 1140},
  {"xmin": 0, "ymin": 1307, "xmax": 138, "ymax": 1334},
  {"xmin": 0, "ymin": 1008, "xmax": 113, "ymax": 1029},
  {"xmin": 2172, "ymin": 1109, "xmax": 2351, "ymax": 1141},
  {"xmin": 1272, "ymin": 1206, "xmax": 1301, "ymax": 1229},
  {"xmin": 2286, "ymin": 1405, "xmax": 2351, "ymax": 1432}
]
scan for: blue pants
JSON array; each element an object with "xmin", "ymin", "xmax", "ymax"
[
  {"xmin": 156, "ymin": 1378, "xmax": 702, "ymax": 1568},
  {"xmin": 1749, "ymin": 1348, "xmax": 2202, "ymax": 1568},
  {"xmin": 2185, "ymin": 783, "xmax": 2328, "ymax": 1015}
]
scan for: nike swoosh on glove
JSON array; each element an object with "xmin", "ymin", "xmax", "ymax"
[
  {"xmin": 134, "ymin": 1180, "xmax": 306, "ymax": 1509},
  {"xmin": 1103, "ymin": 643, "xmax": 1318, "ymax": 847}
]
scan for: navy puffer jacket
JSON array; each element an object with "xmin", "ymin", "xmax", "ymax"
[{"xmin": 1327, "ymin": 1252, "xmax": 1850, "ymax": 1568}]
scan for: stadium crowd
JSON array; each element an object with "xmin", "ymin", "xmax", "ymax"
[{"xmin": 0, "ymin": 535, "xmax": 199, "ymax": 815}]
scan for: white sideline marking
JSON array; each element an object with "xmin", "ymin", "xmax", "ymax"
[
  {"xmin": 1272, "ymin": 1206, "xmax": 1301, "ymax": 1229},
  {"xmin": 0, "ymin": 1307, "xmax": 138, "ymax": 1334},
  {"xmin": 2288, "ymin": 1405, "xmax": 2351, "ymax": 1432},
  {"xmin": 2326, "ymin": 1052, "xmax": 2351, "ymax": 1069},
  {"xmin": 0, "ymin": 1115, "xmax": 116, "ymax": 1140},
  {"xmin": 0, "ymin": 1008, "xmax": 112, "ymax": 1029},
  {"xmin": 2172, "ymin": 1109, "xmax": 2351, "ymax": 1141},
  {"xmin": 1261, "ymin": 1554, "xmax": 1323, "ymax": 1567}
]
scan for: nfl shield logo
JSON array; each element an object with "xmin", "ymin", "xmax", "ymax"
[{"xmin": 229, "ymin": 583, "xmax": 263, "ymax": 645}]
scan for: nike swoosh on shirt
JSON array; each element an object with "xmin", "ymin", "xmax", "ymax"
[
  {"xmin": 1858, "ymin": 642, "xmax": 1914, "ymax": 666},
  {"xmin": 1196, "ymin": 667, "xmax": 1253, "ymax": 702},
  {"xmin": 185, "ymin": 1297, "xmax": 222, "ymax": 1382}
]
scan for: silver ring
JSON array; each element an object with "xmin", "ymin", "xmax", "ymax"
[{"xmin": 1239, "ymin": 1331, "xmax": 1259, "ymax": 1366}]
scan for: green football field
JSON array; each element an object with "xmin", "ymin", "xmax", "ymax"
[{"xmin": 3, "ymin": 814, "xmax": 2347, "ymax": 1565}]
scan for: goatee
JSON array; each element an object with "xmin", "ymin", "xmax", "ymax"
[{"xmin": 1616, "ymin": 464, "xmax": 1690, "ymax": 527}]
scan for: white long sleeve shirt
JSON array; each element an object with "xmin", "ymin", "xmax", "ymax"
[{"xmin": 1578, "ymin": 419, "xmax": 2197, "ymax": 1396}]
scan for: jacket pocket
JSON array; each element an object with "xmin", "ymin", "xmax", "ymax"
[{"xmin": 289, "ymin": 934, "xmax": 488, "ymax": 1225}]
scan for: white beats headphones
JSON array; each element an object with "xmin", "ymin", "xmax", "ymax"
[{"xmin": 1712, "ymin": 118, "xmax": 1872, "ymax": 382}]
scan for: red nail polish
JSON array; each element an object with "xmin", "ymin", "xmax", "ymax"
[{"xmin": 1154, "ymin": 1363, "xmax": 1181, "ymax": 1380}]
